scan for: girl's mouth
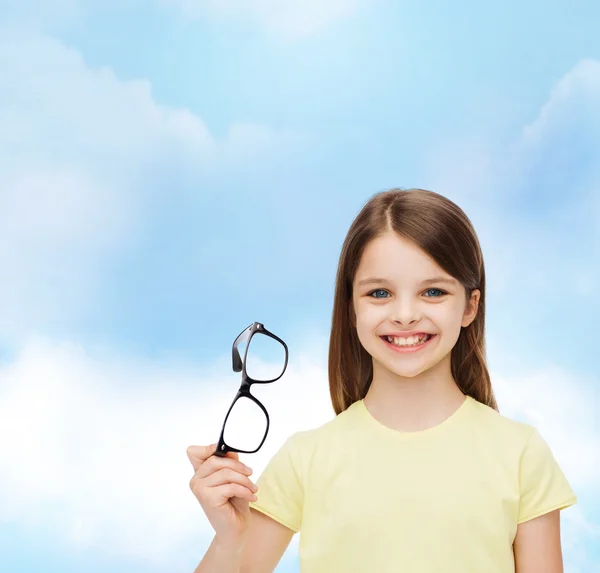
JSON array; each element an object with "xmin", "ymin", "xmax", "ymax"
[{"xmin": 380, "ymin": 334, "xmax": 437, "ymax": 353}]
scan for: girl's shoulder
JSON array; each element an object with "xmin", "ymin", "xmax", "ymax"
[
  {"xmin": 281, "ymin": 401, "xmax": 358, "ymax": 455},
  {"xmin": 466, "ymin": 395, "xmax": 545, "ymax": 449}
]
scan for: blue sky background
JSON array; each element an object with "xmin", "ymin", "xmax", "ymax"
[{"xmin": 0, "ymin": 1, "xmax": 599, "ymax": 571}]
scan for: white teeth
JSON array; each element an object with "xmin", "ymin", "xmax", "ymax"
[{"xmin": 386, "ymin": 334, "xmax": 430, "ymax": 346}]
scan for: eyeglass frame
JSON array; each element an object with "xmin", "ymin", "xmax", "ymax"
[{"xmin": 213, "ymin": 321, "xmax": 289, "ymax": 458}]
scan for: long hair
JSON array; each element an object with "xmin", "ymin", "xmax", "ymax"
[{"xmin": 328, "ymin": 188, "xmax": 498, "ymax": 415}]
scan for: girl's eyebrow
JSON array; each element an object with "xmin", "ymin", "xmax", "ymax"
[{"xmin": 357, "ymin": 276, "xmax": 457, "ymax": 287}]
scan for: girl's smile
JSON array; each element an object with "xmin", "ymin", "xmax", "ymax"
[{"xmin": 380, "ymin": 333, "xmax": 438, "ymax": 353}]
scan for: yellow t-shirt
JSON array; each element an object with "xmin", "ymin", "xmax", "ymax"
[{"xmin": 248, "ymin": 395, "xmax": 577, "ymax": 573}]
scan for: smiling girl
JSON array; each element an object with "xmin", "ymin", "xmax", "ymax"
[{"xmin": 189, "ymin": 188, "xmax": 576, "ymax": 573}]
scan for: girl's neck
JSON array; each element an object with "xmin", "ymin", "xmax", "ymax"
[{"xmin": 363, "ymin": 361, "xmax": 466, "ymax": 433}]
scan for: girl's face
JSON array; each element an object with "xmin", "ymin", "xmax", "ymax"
[{"xmin": 351, "ymin": 232, "xmax": 480, "ymax": 379}]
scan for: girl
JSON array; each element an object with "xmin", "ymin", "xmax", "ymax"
[{"xmin": 188, "ymin": 188, "xmax": 577, "ymax": 573}]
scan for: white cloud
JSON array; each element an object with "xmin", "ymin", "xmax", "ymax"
[
  {"xmin": 168, "ymin": 0, "xmax": 366, "ymax": 39},
  {"xmin": 0, "ymin": 27, "xmax": 294, "ymax": 347},
  {"xmin": 520, "ymin": 58, "xmax": 600, "ymax": 147},
  {"xmin": 493, "ymin": 368, "xmax": 599, "ymax": 490},
  {"xmin": 516, "ymin": 57, "xmax": 600, "ymax": 274},
  {"xmin": 0, "ymin": 333, "xmax": 332, "ymax": 566}
]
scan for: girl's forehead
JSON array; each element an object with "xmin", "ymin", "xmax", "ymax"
[
  {"xmin": 357, "ymin": 238, "xmax": 443, "ymax": 277},
  {"xmin": 366, "ymin": 232, "xmax": 426, "ymax": 252}
]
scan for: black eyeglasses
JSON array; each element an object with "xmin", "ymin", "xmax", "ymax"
[{"xmin": 213, "ymin": 322, "xmax": 288, "ymax": 458}]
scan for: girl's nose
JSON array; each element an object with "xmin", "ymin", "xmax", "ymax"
[{"xmin": 390, "ymin": 301, "xmax": 422, "ymax": 325}]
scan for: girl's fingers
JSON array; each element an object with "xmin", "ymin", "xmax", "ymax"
[
  {"xmin": 186, "ymin": 443, "xmax": 218, "ymax": 471},
  {"xmin": 213, "ymin": 483, "xmax": 258, "ymax": 504},
  {"xmin": 190, "ymin": 451, "xmax": 253, "ymax": 481},
  {"xmin": 201, "ymin": 467, "xmax": 258, "ymax": 493}
]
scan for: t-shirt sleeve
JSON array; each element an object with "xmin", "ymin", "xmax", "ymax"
[
  {"xmin": 517, "ymin": 427, "xmax": 577, "ymax": 524},
  {"xmin": 248, "ymin": 432, "xmax": 304, "ymax": 533}
]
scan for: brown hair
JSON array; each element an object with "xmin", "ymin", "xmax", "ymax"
[{"xmin": 328, "ymin": 188, "xmax": 498, "ymax": 415}]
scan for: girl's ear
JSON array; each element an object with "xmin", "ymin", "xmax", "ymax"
[{"xmin": 462, "ymin": 288, "xmax": 480, "ymax": 327}]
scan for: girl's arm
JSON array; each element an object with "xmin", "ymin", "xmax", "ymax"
[
  {"xmin": 513, "ymin": 509, "xmax": 564, "ymax": 573},
  {"xmin": 194, "ymin": 508, "xmax": 294, "ymax": 573}
]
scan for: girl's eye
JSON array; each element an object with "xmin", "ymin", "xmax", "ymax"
[
  {"xmin": 367, "ymin": 288, "xmax": 448, "ymax": 299},
  {"xmin": 423, "ymin": 288, "xmax": 447, "ymax": 297},
  {"xmin": 368, "ymin": 289, "xmax": 390, "ymax": 298}
]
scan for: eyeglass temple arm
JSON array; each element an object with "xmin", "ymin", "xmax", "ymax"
[{"xmin": 232, "ymin": 324, "xmax": 254, "ymax": 372}]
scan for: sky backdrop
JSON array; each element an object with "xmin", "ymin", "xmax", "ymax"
[{"xmin": 1, "ymin": 1, "xmax": 599, "ymax": 572}]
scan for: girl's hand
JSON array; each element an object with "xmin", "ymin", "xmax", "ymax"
[{"xmin": 187, "ymin": 443, "xmax": 258, "ymax": 548}]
